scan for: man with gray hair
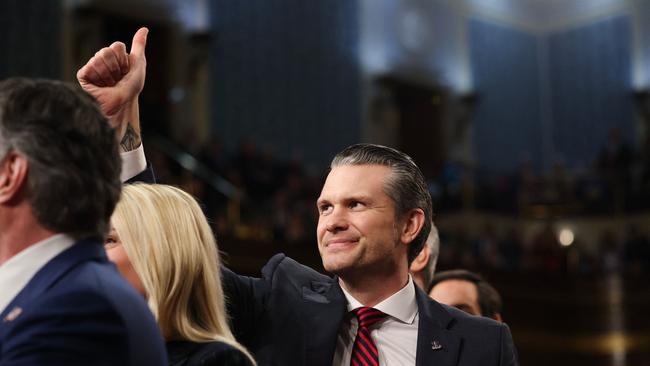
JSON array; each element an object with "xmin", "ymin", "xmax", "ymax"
[
  {"xmin": 409, "ymin": 223, "xmax": 440, "ymax": 290},
  {"xmin": 0, "ymin": 28, "xmax": 166, "ymax": 365}
]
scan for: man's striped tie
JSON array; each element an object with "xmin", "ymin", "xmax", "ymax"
[{"xmin": 350, "ymin": 307, "xmax": 387, "ymax": 366}]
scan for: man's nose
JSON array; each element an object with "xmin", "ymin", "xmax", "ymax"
[{"xmin": 325, "ymin": 206, "xmax": 349, "ymax": 233}]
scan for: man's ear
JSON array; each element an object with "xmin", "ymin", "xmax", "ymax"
[
  {"xmin": 409, "ymin": 244, "xmax": 430, "ymax": 272},
  {"xmin": 0, "ymin": 152, "xmax": 28, "ymax": 204},
  {"xmin": 400, "ymin": 208, "xmax": 425, "ymax": 246}
]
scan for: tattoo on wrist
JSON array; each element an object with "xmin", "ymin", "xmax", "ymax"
[{"xmin": 120, "ymin": 124, "xmax": 141, "ymax": 152}]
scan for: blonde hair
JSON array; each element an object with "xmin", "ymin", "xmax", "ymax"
[{"xmin": 112, "ymin": 183, "xmax": 255, "ymax": 364}]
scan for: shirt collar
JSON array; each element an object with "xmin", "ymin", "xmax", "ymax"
[
  {"xmin": 341, "ymin": 275, "xmax": 418, "ymax": 325},
  {"xmin": 0, "ymin": 234, "xmax": 75, "ymax": 314}
]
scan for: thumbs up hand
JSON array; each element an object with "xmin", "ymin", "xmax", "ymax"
[{"xmin": 77, "ymin": 27, "xmax": 148, "ymax": 150}]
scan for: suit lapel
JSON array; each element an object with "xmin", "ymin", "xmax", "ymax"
[
  {"xmin": 297, "ymin": 277, "xmax": 462, "ymax": 366},
  {"xmin": 0, "ymin": 239, "xmax": 106, "ymax": 325},
  {"xmin": 302, "ymin": 277, "xmax": 347, "ymax": 366},
  {"xmin": 415, "ymin": 288, "xmax": 461, "ymax": 366}
]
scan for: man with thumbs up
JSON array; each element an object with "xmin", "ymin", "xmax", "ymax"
[{"xmin": 80, "ymin": 27, "xmax": 519, "ymax": 366}]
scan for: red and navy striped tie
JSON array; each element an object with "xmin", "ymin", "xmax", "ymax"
[{"xmin": 350, "ymin": 307, "xmax": 387, "ymax": 366}]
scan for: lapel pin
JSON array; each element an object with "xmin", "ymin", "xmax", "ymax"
[
  {"xmin": 431, "ymin": 340, "xmax": 443, "ymax": 350},
  {"xmin": 3, "ymin": 306, "xmax": 23, "ymax": 322}
]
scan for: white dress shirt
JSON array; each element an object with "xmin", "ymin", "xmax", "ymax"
[
  {"xmin": 120, "ymin": 144, "xmax": 147, "ymax": 182},
  {"xmin": 0, "ymin": 234, "xmax": 74, "ymax": 314},
  {"xmin": 333, "ymin": 276, "xmax": 419, "ymax": 366}
]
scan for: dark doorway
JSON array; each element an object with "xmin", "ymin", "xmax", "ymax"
[{"xmin": 375, "ymin": 76, "xmax": 447, "ymax": 179}]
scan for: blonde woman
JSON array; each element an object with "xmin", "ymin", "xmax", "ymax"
[{"xmin": 105, "ymin": 184, "xmax": 255, "ymax": 366}]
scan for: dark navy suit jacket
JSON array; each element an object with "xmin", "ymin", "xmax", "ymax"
[
  {"xmin": 224, "ymin": 254, "xmax": 518, "ymax": 366},
  {"xmin": 167, "ymin": 340, "xmax": 254, "ymax": 366},
  {"xmin": 0, "ymin": 239, "xmax": 167, "ymax": 366}
]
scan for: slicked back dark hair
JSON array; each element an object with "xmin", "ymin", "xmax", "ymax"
[
  {"xmin": 330, "ymin": 143, "xmax": 433, "ymax": 264},
  {"xmin": 0, "ymin": 78, "xmax": 121, "ymax": 239},
  {"xmin": 428, "ymin": 269, "xmax": 503, "ymax": 319}
]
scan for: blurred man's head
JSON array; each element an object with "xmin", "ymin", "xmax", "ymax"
[
  {"xmin": 317, "ymin": 143, "xmax": 432, "ymax": 283},
  {"xmin": 428, "ymin": 269, "xmax": 502, "ymax": 321},
  {"xmin": 409, "ymin": 223, "xmax": 440, "ymax": 290},
  {"xmin": 0, "ymin": 78, "xmax": 121, "ymax": 247}
]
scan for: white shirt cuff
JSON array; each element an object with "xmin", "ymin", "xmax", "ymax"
[{"xmin": 120, "ymin": 144, "xmax": 146, "ymax": 182}]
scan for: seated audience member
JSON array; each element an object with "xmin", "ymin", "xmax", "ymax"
[
  {"xmin": 409, "ymin": 223, "xmax": 440, "ymax": 290},
  {"xmin": 429, "ymin": 269, "xmax": 503, "ymax": 321},
  {"xmin": 106, "ymin": 184, "xmax": 256, "ymax": 366},
  {"xmin": 0, "ymin": 78, "xmax": 166, "ymax": 364}
]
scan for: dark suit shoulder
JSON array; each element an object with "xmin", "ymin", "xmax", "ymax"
[
  {"xmin": 440, "ymin": 302, "xmax": 504, "ymax": 329},
  {"xmin": 443, "ymin": 306, "xmax": 517, "ymax": 365},
  {"xmin": 1, "ymin": 256, "xmax": 166, "ymax": 365},
  {"xmin": 417, "ymin": 288, "xmax": 505, "ymax": 333},
  {"xmin": 443, "ymin": 305, "xmax": 518, "ymax": 365},
  {"xmin": 2, "ymin": 289, "xmax": 129, "ymax": 365},
  {"xmin": 262, "ymin": 253, "xmax": 332, "ymax": 287},
  {"xmin": 417, "ymin": 291, "xmax": 518, "ymax": 366},
  {"xmin": 167, "ymin": 341, "xmax": 253, "ymax": 366},
  {"xmin": 58, "ymin": 259, "xmax": 163, "ymax": 340}
]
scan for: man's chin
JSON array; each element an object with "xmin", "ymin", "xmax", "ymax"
[{"xmin": 321, "ymin": 257, "xmax": 354, "ymax": 275}]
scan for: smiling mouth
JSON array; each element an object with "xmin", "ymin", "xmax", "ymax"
[{"xmin": 325, "ymin": 239, "xmax": 359, "ymax": 250}]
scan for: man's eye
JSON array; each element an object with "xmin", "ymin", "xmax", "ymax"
[
  {"xmin": 319, "ymin": 204, "xmax": 332, "ymax": 214},
  {"xmin": 349, "ymin": 201, "xmax": 363, "ymax": 209}
]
